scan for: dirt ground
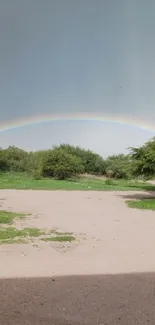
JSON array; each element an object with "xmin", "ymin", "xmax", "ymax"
[{"xmin": 0, "ymin": 189, "xmax": 155, "ymax": 324}]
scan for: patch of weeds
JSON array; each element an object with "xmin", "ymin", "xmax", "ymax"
[
  {"xmin": 52, "ymin": 230, "xmax": 73, "ymax": 236},
  {"xmin": 22, "ymin": 228, "xmax": 44, "ymax": 237},
  {"xmin": 0, "ymin": 227, "xmax": 26, "ymax": 240},
  {"xmin": 104, "ymin": 179, "xmax": 114, "ymax": 185},
  {"xmin": 0, "ymin": 227, "xmax": 45, "ymax": 243},
  {"xmin": 126, "ymin": 199, "xmax": 155, "ymax": 211},
  {"xmin": 41, "ymin": 235, "xmax": 75, "ymax": 242},
  {"xmin": 0, "ymin": 220, "xmax": 75, "ymax": 245},
  {"xmin": 0, "ymin": 210, "xmax": 26, "ymax": 225},
  {"xmin": 0, "ymin": 238, "xmax": 27, "ymax": 244}
]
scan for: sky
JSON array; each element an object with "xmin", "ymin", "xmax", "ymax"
[{"xmin": 0, "ymin": 0, "xmax": 155, "ymax": 157}]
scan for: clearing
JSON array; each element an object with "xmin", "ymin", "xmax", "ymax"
[
  {"xmin": 0, "ymin": 189, "xmax": 155, "ymax": 277},
  {"xmin": 1, "ymin": 189, "xmax": 155, "ymax": 325}
]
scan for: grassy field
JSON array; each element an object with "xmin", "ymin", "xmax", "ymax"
[
  {"xmin": 0, "ymin": 172, "xmax": 155, "ymax": 191},
  {"xmin": 127, "ymin": 199, "xmax": 155, "ymax": 211}
]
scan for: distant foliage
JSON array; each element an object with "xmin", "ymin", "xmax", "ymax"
[
  {"xmin": 2, "ymin": 146, "xmax": 29, "ymax": 172},
  {"xmin": 105, "ymin": 154, "xmax": 134, "ymax": 179},
  {"xmin": 130, "ymin": 137, "xmax": 155, "ymax": 178},
  {"xmin": 28, "ymin": 150, "xmax": 46, "ymax": 176},
  {"xmin": 0, "ymin": 138, "xmax": 155, "ymax": 180},
  {"xmin": 56, "ymin": 144, "xmax": 106, "ymax": 175},
  {"xmin": 0, "ymin": 150, "xmax": 10, "ymax": 172}
]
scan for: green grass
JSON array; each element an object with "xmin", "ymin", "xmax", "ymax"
[
  {"xmin": 22, "ymin": 227, "xmax": 45, "ymax": 237},
  {"xmin": 0, "ymin": 172, "xmax": 155, "ymax": 191},
  {"xmin": 127, "ymin": 199, "xmax": 155, "ymax": 211},
  {"xmin": 0, "ymin": 238, "xmax": 27, "ymax": 244},
  {"xmin": 0, "ymin": 227, "xmax": 45, "ymax": 241},
  {"xmin": 0, "ymin": 227, "xmax": 75, "ymax": 244},
  {"xmin": 41, "ymin": 235, "xmax": 75, "ymax": 242},
  {"xmin": 0, "ymin": 226, "xmax": 46, "ymax": 244},
  {"xmin": 52, "ymin": 230, "xmax": 73, "ymax": 236},
  {"xmin": 0, "ymin": 210, "xmax": 26, "ymax": 225},
  {"xmin": 0, "ymin": 215, "xmax": 75, "ymax": 244},
  {"xmin": 0, "ymin": 206, "xmax": 76, "ymax": 244}
]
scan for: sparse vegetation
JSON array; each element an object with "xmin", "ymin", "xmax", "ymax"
[
  {"xmin": 0, "ymin": 227, "xmax": 44, "ymax": 243},
  {"xmin": 126, "ymin": 199, "xmax": 155, "ymax": 211},
  {"xmin": 0, "ymin": 238, "xmax": 27, "ymax": 245},
  {"xmin": 0, "ymin": 210, "xmax": 75, "ymax": 244},
  {"xmin": 0, "ymin": 210, "xmax": 27, "ymax": 224},
  {"xmin": 41, "ymin": 235, "xmax": 75, "ymax": 242}
]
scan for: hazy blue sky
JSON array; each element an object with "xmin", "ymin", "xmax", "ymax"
[{"xmin": 0, "ymin": 0, "xmax": 155, "ymax": 156}]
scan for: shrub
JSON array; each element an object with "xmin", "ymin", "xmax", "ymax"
[
  {"xmin": 130, "ymin": 137, "xmax": 155, "ymax": 178},
  {"xmin": 0, "ymin": 155, "xmax": 10, "ymax": 172},
  {"xmin": 41, "ymin": 148, "xmax": 84, "ymax": 180},
  {"xmin": 55, "ymin": 144, "xmax": 106, "ymax": 175},
  {"xmin": 105, "ymin": 154, "xmax": 133, "ymax": 179},
  {"xmin": 2, "ymin": 146, "xmax": 29, "ymax": 172}
]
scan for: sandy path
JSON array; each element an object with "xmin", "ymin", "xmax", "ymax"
[{"xmin": 0, "ymin": 189, "xmax": 155, "ymax": 324}]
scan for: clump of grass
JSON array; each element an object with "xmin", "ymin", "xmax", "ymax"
[
  {"xmin": 126, "ymin": 199, "xmax": 155, "ymax": 211},
  {"xmin": 0, "ymin": 227, "xmax": 45, "ymax": 243},
  {"xmin": 41, "ymin": 235, "xmax": 75, "ymax": 242},
  {"xmin": 0, "ymin": 210, "xmax": 76, "ymax": 245},
  {"xmin": 0, "ymin": 225, "xmax": 75, "ymax": 245},
  {"xmin": 23, "ymin": 227, "xmax": 44, "ymax": 237},
  {"xmin": 0, "ymin": 210, "xmax": 26, "ymax": 225},
  {"xmin": 104, "ymin": 179, "xmax": 114, "ymax": 185},
  {"xmin": 0, "ymin": 238, "xmax": 27, "ymax": 244},
  {"xmin": 52, "ymin": 230, "xmax": 73, "ymax": 236}
]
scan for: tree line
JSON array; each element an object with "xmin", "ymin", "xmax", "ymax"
[{"xmin": 0, "ymin": 138, "xmax": 155, "ymax": 180}]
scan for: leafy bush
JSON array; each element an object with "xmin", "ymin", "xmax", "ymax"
[
  {"xmin": 55, "ymin": 144, "xmax": 106, "ymax": 175},
  {"xmin": 0, "ymin": 137, "xmax": 155, "ymax": 180},
  {"xmin": 2, "ymin": 146, "xmax": 29, "ymax": 172},
  {"xmin": 0, "ymin": 154, "xmax": 10, "ymax": 172},
  {"xmin": 105, "ymin": 154, "xmax": 133, "ymax": 179},
  {"xmin": 41, "ymin": 148, "xmax": 84, "ymax": 180},
  {"xmin": 130, "ymin": 137, "xmax": 155, "ymax": 177}
]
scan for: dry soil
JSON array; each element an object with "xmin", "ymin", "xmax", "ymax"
[{"xmin": 0, "ymin": 189, "xmax": 155, "ymax": 324}]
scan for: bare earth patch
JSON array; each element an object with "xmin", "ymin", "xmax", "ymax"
[
  {"xmin": 1, "ymin": 189, "xmax": 155, "ymax": 324},
  {"xmin": 0, "ymin": 210, "xmax": 76, "ymax": 247},
  {"xmin": 0, "ymin": 189, "xmax": 155, "ymax": 278}
]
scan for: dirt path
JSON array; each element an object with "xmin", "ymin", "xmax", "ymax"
[{"xmin": 0, "ymin": 190, "xmax": 155, "ymax": 324}]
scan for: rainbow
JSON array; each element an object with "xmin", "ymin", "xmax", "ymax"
[{"xmin": 0, "ymin": 112, "xmax": 155, "ymax": 133}]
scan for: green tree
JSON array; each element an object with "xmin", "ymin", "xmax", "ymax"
[
  {"xmin": 130, "ymin": 137, "xmax": 155, "ymax": 178},
  {"xmin": 3, "ymin": 146, "xmax": 29, "ymax": 172},
  {"xmin": 41, "ymin": 148, "xmax": 84, "ymax": 180},
  {"xmin": 105, "ymin": 154, "xmax": 133, "ymax": 179},
  {"xmin": 55, "ymin": 144, "xmax": 106, "ymax": 175},
  {"xmin": 0, "ymin": 149, "xmax": 10, "ymax": 172},
  {"xmin": 28, "ymin": 150, "xmax": 47, "ymax": 176}
]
